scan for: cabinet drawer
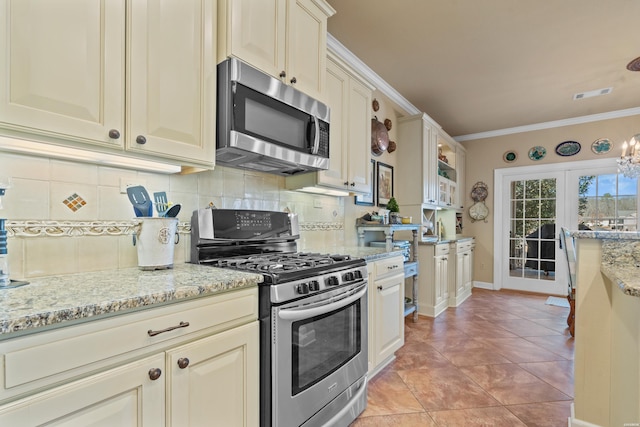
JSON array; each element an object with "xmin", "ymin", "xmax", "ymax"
[
  {"xmin": 404, "ymin": 262, "xmax": 418, "ymax": 278},
  {"xmin": 456, "ymin": 240, "xmax": 473, "ymax": 253},
  {"xmin": 0, "ymin": 287, "xmax": 258, "ymax": 402},
  {"xmin": 434, "ymin": 243, "xmax": 450, "ymax": 256},
  {"xmin": 373, "ymin": 256, "xmax": 404, "ymax": 278}
]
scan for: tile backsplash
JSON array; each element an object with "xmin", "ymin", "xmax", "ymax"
[{"xmin": 1, "ymin": 152, "xmax": 347, "ymax": 279}]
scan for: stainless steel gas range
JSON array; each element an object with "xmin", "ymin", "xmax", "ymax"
[{"xmin": 191, "ymin": 208, "xmax": 368, "ymax": 427}]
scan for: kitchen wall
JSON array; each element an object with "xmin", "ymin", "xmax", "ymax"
[
  {"xmin": 345, "ymin": 90, "xmax": 401, "ymax": 243},
  {"xmin": 461, "ymin": 114, "xmax": 639, "ymax": 286},
  {"xmin": 1, "ymin": 150, "xmax": 346, "ymax": 279}
]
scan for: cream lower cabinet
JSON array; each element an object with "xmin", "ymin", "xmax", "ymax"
[
  {"xmin": 167, "ymin": 322, "xmax": 259, "ymax": 427},
  {"xmin": 0, "ymin": 354, "xmax": 166, "ymax": 426},
  {"xmin": 449, "ymin": 238, "xmax": 474, "ymax": 307},
  {"xmin": 0, "ymin": 0, "xmax": 216, "ymax": 169},
  {"xmin": 217, "ymin": 0, "xmax": 335, "ymax": 101},
  {"xmin": 368, "ymin": 255, "xmax": 405, "ymax": 377},
  {"xmin": 0, "ymin": 288, "xmax": 258, "ymax": 427},
  {"xmin": 417, "ymin": 243, "xmax": 450, "ymax": 317}
]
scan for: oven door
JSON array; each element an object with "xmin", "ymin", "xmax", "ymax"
[{"xmin": 272, "ymin": 281, "xmax": 368, "ymax": 427}]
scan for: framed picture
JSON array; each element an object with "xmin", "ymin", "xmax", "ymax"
[
  {"xmin": 377, "ymin": 162, "xmax": 394, "ymax": 207},
  {"xmin": 354, "ymin": 159, "xmax": 375, "ymax": 206}
]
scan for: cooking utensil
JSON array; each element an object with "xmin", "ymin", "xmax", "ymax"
[
  {"xmin": 165, "ymin": 203, "xmax": 181, "ymax": 218},
  {"xmin": 153, "ymin": 192, "xmax": 169, "ymax": 216},
  {"xmin": 126, "ymin": 186, "xmax": 153, "ymax": 217},
  {"xmin": 371, "ymin": 117, "xmax": 389, "ymax": 156}
]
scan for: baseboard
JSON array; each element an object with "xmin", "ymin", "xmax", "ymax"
[
  {"xmin": 472, "ymin": 281, "xmax": 494, "ymax": 290},
  {"xmin": 569, "ymin": 403, "xmax": 603, "ymax": 427}
]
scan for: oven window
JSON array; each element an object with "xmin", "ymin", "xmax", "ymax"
[{"xmin": 291, "ymin": 299, "xmax": 361, "ymax": 395}]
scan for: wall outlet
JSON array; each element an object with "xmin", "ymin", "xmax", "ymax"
[{"xmin": 119, "ymin": 178, "xmax": 146, "ymax": 194}]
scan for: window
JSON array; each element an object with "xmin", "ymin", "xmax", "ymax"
[{"xmin": 579, "ymin": 174, "xmax": 638, "ymax": 231}]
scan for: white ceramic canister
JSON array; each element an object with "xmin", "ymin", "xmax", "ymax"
[{"xmin": 134, "ymin": 218, "xmax": 179, "ymax": 270}]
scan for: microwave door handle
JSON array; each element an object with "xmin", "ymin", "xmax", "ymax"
[{"xmin": 311, "ymin": 115, "xmax": 320, "ymax": 154}]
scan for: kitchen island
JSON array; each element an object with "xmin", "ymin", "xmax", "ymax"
[{"xmin": 571, "ymin": 231, "xmax": 640, "ymax": 427}]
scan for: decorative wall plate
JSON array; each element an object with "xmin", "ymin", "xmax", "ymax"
[
  {"xmin": 503, "ymin": 151, "xmax": 517, "ymax": 163},
  {"xmin": 591, "ymin": 138, "xmax": 612, "ymax": 154},
  {"xmin": 555, "ymin": 140, "xmax": 581, "ymax": 156},
  {"xmin": 528, "ymin": 146, "xmax": 547, "ymax": 161},
  {"xmin": 470, "ymin": 181, "xmax": 489, "ymax": 202}
]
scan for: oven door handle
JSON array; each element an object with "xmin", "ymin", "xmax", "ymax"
[{"xmin": 277, "ymin": 284, "xmax": 366, "ymax": 321}]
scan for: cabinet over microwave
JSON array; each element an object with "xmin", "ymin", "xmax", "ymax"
[{"xmin": 216, "ymin": 58, "xmax": 330, "ymax": 176}]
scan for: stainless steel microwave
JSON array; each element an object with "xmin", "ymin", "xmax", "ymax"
[{"xmin": 216, "ymin": 58, "xmax": 330, "ymax": 176}]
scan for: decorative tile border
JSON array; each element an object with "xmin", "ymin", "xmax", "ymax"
[
  {"xmin": 299, "ymin": 222, "xmax": 344, "ymax": 231},
  {"xmin": 5, "ymin": 220, "xmax": 341, "ymax": 237},
  {"xmin": 6, "ymin": 220, "xmax": 191, "ymax": 238}
]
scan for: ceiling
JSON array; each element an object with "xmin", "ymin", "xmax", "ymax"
[{"xmin": 325, "ymin": 0, "xmax": 640, "ymax": 139}]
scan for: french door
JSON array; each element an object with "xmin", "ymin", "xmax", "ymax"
[{"xmin": 498, "ymin": 170, "xmax": 567, "ymax": 295}]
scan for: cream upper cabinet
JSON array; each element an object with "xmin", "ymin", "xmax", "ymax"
[
  {"xmin": 0, "ymin": 0, "xmax": 216, "ymax": 169},
  {"xmin": 0, "ymin": 0, "xmax": 125, "ymax": 148},
  {"xmin": 397, "ymin": 114, "xmax": 438, "ymax": 205},
  {"xmin": 126, "ymin": 0, "xmax": 216, "ymax": 167},
  {"xmin": 218, "ymin": 0, "xmax": 335, "ymax": 100},
  {"xmin": 285, "ymin": 54, "xmax": 373, "ymax": 194}
]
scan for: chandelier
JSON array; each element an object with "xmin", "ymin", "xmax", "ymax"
[{"xmin": 617, "ymin": 135, "xmax": 640, "ymax": 178}]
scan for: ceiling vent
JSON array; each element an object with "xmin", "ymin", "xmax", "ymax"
[{"xmin": 573, "ymin": 87, "xmax": 613, "ymax": 100}]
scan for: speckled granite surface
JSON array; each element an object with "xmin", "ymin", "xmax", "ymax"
[
  {"xmin": 571, "ymin": 231, "xmax": 640, "ymax": 298},
  {"xmin": 299, "ymin": 245, "xmax": 404, "ymax": 262},
  {"xmin": 0, "ymin": 263, "xmax": 263, "ymax": 337}
]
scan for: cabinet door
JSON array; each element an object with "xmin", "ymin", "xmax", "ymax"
[
  {"xmin": 286, "ymin": 0, "xmax": 327, "ymax": 100},
  {"xmin": 456, "ymin": 252, "xmax": 466, "ymax": 295},
  {"xmin": 463, "ymin": 249, "xmax": 473, "ymax": 292},
  {"xmin": 0, "ymin": 354, "xmax": 165, "ymax": 426},
  {"xmin": 346, "ymin": 76, "xmax": 372, "ymax": 193},
  {"xmin": 373, "ymin": 273, "xmax": 405, "ymax": 364},
  {"xmin": 0, "ymin": 0, "xmax": 124, "ymax": 146},
  {"xmin": 425, "ymin": 122, "xmax": 439, "ymax": 204},
  {"xmin": 435, "ymin": 255, "xmax": 449, "ymax": 305},
  {"xmin": 167, "ymin": 321, "xmax": 259, "ymax": 427},
  {"xmin": 128, "ymin": 0, "xmax": 216, "ymax": 167},
  {"xmin": 320, "ymin": 58, "xmax": 349, "ymax": 188},
  {"xmin": 219, "ymin": 0, "xmax": 285, "ymax": 77}
]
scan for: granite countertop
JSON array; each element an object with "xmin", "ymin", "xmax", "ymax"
[
  {"xmin": 419, "ymin": 235, "xmax": 475, "ymax": 245},
  {"xmin": 0, "ymin": 263, "xmax": 263, "ymax": 338},
  {"xmin": 299, "ymin": 245, "xmax": 404, "ymax": 262},
  {"xmin": 571, "ymin": 230, "xmax": 640, "ymax": 298}
]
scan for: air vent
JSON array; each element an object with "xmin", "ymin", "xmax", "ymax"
[{"xmin": 573, "ymin": 87, "xmax": 613, "ymax": 100}]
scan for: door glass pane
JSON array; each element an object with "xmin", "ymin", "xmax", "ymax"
[
  {"xmin": 579, "ymin": 173, "xmax": 638, "ymax": 231},
  {"xmin": 509, "ymin": 178, "xmax": 556, "ymax": 280}
]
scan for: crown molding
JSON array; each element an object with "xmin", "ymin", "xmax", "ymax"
[
  {"xmin": 454, "ymin": 107, "xmax": 640, "ymax": 142},
  {"xmin": 327, "ymin": 34, "xmax": 640, "ymax": 144},
  {"xmin": 327, "ymin": 33, "xmax": 422, "ymax": 118}
]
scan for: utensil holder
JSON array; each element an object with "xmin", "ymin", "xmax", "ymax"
[{"xmin": 134, "ymin": 218, "xmax": 179, "ymax": 270}]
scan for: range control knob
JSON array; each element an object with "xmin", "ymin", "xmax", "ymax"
[
  {"xmin": 343, "ymin": 272, "xmax": 355, "ymax": 281},
  {"xmin": 326, "ymin": 276, "xmax": 340, "ymax": 286},
  {"xmin": 353, "ymin": 270, "xmax": 363, "ymax": 279},
  {"xmin": 296, "ymin": 283, "xmax": 310, "ymax": 294},
  {"xmin": 308, "ymin": 280, "xmax": 320, "ymax": 291}
]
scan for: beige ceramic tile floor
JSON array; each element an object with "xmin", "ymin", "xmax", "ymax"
[{"xmin": 351, "ymin": 288, "xmax": 574, "ymax": 426}]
